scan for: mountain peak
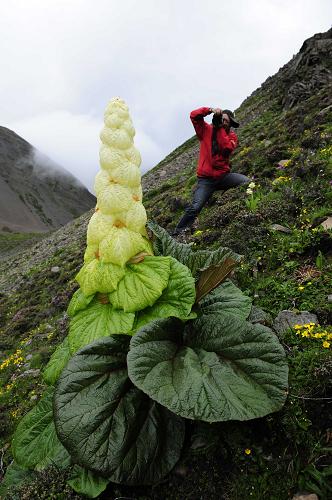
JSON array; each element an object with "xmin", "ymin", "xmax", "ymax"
[{"xmin": 0, "ymin": 127, "xmax": 96, "ymax": 233}]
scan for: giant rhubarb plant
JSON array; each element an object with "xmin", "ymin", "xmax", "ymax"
[{"xmin": 5, "ymin": 98, "xmax": 288, "ymax": 499}]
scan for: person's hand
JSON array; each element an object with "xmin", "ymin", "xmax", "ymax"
[{"xmin": 211, "ymin": 107, "xmax": 222, "ymax": 115}]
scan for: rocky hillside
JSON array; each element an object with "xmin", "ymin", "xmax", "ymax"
[
  {"xmin": 0, "ymin": 127, "xmax": 96, "ymax": 233},
  {"xmin": 0, "ymin": 29, "xmax": 331, "ymax": 500}
]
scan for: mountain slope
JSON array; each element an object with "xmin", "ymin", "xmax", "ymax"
[
  {"xmin": 0, "ymin": 28, "xmax": 331, "ymax": 500},
  {"xmin": 142, "ymin": 27, "xmax": 332, "ymax": 230},
  {"xmin": 0, "ymin": 127, "xmax": 96, "ymax": 233}
]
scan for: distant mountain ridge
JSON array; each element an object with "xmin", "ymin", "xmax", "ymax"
[{"xmin": 0, "ymin": 126, "xmax": 96, "ymax": 233}]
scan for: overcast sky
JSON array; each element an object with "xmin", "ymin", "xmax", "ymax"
[{"xmin": 1, "ymin": 0, "xmax": 331, "ymax": 192}]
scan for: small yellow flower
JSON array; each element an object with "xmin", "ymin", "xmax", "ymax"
[
  {"xmin": 244, "ymin": 448, "xmax": 252, "ymax": 455},
  {"xmin": 322, "ymin": 341, "xmax": 330, "ymax": 348},
  {"xmin": 294, "ymin": 325, "xmax": 303, "ymax": 330},
  {"xmin": 301, "ymin": 331, "xmax": 310, "ymax": 338},
  {"xmin": 298, "ymin": 286, "xmax": 305, "ymax": 291}
]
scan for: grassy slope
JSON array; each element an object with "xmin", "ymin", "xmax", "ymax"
[{"xmin": 1, "ymin": 65, "xmax": 332, "ymax": 500}]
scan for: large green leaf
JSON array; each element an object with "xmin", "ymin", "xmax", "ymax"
[
  {"xmin": 109, "ymin": 256, "xmax": 171, "ymax": 312},
  {"xmin": 11, "ymin": 388, "xmax": 71, "ymax": 470},
  {"xmin": 147, "ymin": 221, "xmax": 242, "ymax": 283},
  {"xmin": 43, "ymin": 337, "xmax": 72, "ymax": 385},
  {"xmin": 134, "ymin": 257, "xmax": 196, "ymax": 330},
  {"xmin": 148, "ymin": 220, "xmax": 193, "ymax": 262},
  {"xmin": 199, "ymin": 279, "xmax": 252, "ymax": 319},
  {"xmin": 67, "ymin": 465, "xmax": 109, "ymax": 498},
  {"xmin": 67, "ymin": 288, "xmax": 95, "ymax": 317},
  {"xmin": 76, "ymin": 259, "xmax": 125, "ymax": 296},
  {"xmin": 0, "ymin": 462, "xmax": 35, "ymax": 497},
  {"xmin": 68, "ymin": 298, "xmax": 135, "ymax": 353},
  {"xmin": 127, "ymin": 316, "xmax": 288, "ymax": 422},
  {"xmin": 54, "ymin": 336, "xmax": 185, "ymax": 484}
]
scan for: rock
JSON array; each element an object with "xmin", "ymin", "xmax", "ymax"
[
  {"xmin": 277, "ymin": 159, "xmax": 291, "ymax": 168},
  {"xmin": 292, "ymin": 494, "xmax": 318, "ymax": 500},
  {"xmin": 273, "ymin": 311, "xmax": 318, "ymax": 335},
  {"xmin": 327, "ymin": 294, "xmax": 332, "ymax": 303},
  {"xmin": 51, "ymin": 266, "xmax": 60, "ymax": 273},
  {"xmin": 17, "ymin": 368, "xmax": 41, "ymax": 379},
  {"xmin": 270, "ymin": 223, "xmax": 292, "ymax": 233},
  {"xmin": 173, "ymin": 463, "xmax": 189, "ymax": 477},
  {"xmin": 321, "ymin": 217, "xmax": 332, "ymax": 230},
  {"xmin": 317, "ymin": 103, "xmax": 332, "ymax": 117}
]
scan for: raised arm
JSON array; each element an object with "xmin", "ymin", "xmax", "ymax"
[{"xmin": 190, "ymin": 107, "xmax": 213, "ymax": 140}]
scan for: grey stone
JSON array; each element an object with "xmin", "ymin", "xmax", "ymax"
[
  {"xmin": 277, "ymin": 159, "xmax": 291, "ymax": 168},
  {"xmin": 321, "ymin": 217, "xmax": 332, "ymax": 230},
  {"xmin": 51, "ymin": 266, "xmax": 60, "ymax": 273},
  {"xmin": 270, "ymin": 224, "xmax": 292, "ymax": 233},
  {"xmin": 17, "ymin": 369, "xmax": 41, "ymax": 379},
  {"xmin": 328, "ymin": 294, "xmax": 332, "ymax": 303},
  {"xmin": 292, "ymin": 494, "xmax": 318, "ymax": 500},
  {"xmin": 173, "ymin": 464, "xmax": 189, "ymax": 477},
  {"xmin": 273, "ymin": 310, "xmax": 318, "ymax": 335}
]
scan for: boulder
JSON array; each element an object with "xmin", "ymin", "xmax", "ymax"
[{"xmin": 273, "ymin": 310, "xmax": 318, "ymax": 335}]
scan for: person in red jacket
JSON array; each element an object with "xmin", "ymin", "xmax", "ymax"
[{"xmin": 174, "ymin": 106, "xmax": 249, "ymax": 234}]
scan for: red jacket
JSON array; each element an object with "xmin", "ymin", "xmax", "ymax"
[{"xmin": 190, "ymin": 107, "xmax": 238, "ymax": 179}]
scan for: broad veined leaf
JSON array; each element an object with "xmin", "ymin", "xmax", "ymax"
[
  {"xmin": 195, "ymin": 257, "xmax": 239, "ymax": 301},
  {"xmin": 67, "ymin": 465, "xmax": 109, "ymax": 498},
  {"xmin": 109, "ymin": 256, "xmax": 171, "ymax": 312},
  {"xmin": 43, "ymin": 337, "xmax": 71, "ymax": 385},
  {"xmin": 67, "ymin": 288, "xmax": 95, "ymax": 317},
  {"xmin": 68, "ymin": 298, "xmax": 135, "ymax": 353},
  {"xmin": 0, "ymin": 462, "xmax": 35, "ymax": 497},
  {"xmin": 147, "ymin": 220, "xmax": 193, "ymax": 262},
  {"xmin": 11, "ymin": 388, "xmax": 70, "ymax": 470},
  {"xmin": 76, "ymin": 259, "xmax": 125, "ymax": 296},
  {"xmin": 127, "ymin": 315, "xmax": 288, "ymax": 422},
  {"xmin": 54, "ymin": 337, "xmax": 185, "ymax": 484},
  {"xmin": 147, "ymin": 221, "xmax": 242, "ymax": 286},
  {"xmin": 134, "ymin": 257, "xmax": 196, "ymax": 330},
  {"xmin": 199, "ymin": 279, "xmax": 252, "ymax": 320}
]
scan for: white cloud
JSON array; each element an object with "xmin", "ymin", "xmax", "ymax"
[
  {"xmin": 1, "ymin": 0, "xmax": 331, "ymax": 190},
  {"xmin": 6, "ymin": 109, "xmax": 163, "ymax": 190},
  {"xmin": 6, "ymin": 111, "xmax": 101, "ymax": 191}
]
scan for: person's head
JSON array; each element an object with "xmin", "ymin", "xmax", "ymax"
[{"xmin": 212, "ymin": 109, "xmax": 239, "ymax": 130}]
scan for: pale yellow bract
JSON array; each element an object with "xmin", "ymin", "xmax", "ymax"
[{"xmin": 85, "ymin": 97, "xmax": 151, "ymax": 269}]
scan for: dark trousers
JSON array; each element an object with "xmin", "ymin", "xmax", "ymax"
[{"xmin": 176, "ymin": 173, "xmax": 250, "ymax": 230}]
